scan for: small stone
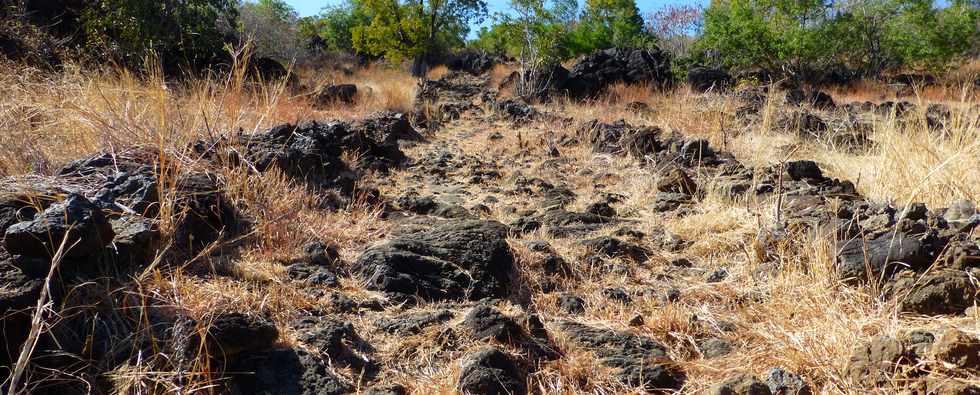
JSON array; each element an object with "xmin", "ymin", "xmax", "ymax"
[
  {"xmin": 557, "ymin": 294, "xmax": 586, "ymax": 315},
  {"xmin": 706, "ymin": 267, "xmax": 730, "ymax": 283},
  {"xmin": 699, "ymin": 337, "xmax": 734, "ymax": 358}
]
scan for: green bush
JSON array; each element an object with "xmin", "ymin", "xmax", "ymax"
[
  {"xmin": 699, "ymin": 0, "xmax": 979, "ymax": 77},
  {"xmin": 81, "ymin": 0, "xmax": 238, "ymax": 69},
  {"xmin": 298, "ymin": 0, "xmax": 373, "ymax": 55}
]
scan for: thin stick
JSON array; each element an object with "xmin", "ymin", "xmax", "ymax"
[{"xmin": 7, "ymin": 232, "xmax": 77, "ymax": 395}]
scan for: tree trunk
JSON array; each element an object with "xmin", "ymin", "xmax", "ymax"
[{"xmin": 411, "ymin": 54, "xmax": 428, "ymax": 77}]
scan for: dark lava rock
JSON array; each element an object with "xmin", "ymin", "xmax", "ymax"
[
  {"xmin": 0, "ymin": 261, "xmax": 44, "ymax": 366},
  {"xmin": 688, "ymin": 66, "xmax": 733, "ymax": 92},
  {"xmin": 786, "ymin": 89, "xmax": 835, "ymax": 110},
  {"xmin": 537, "ymin": 209, "xmax": 611, "ymax": 237},
  {"xmin": 930, "ymin": 328, "xmax": 980, "ymax": 375},
  {"xmin": 5, "ymin": 194, "xmax": 114, "ymax": 261},
  {"xmin": 446, "ymin": 49, "xmax": 502, "ymax": 75},
  {"xmin": 765, "ymin": 367, "xmax": 812, "ymax": 395},
  {"xmin": 395, "ymin": 195, "xmax": 472, "ymax": 219},
  {"xmin": 620, "ymin": 126, "xmax": 665, "ymax": 158},
  {"xmin": 699, "ymin": 337, "xmax": 734, "ymax": 358},
  {"xmin": 458, "ymin": 347, "xmax": 527, "ymax": 395},
  {"xmin": 293, "ymin": 317, "xmax": 375, "ymax": 375},
  {"xmin": 376, "ymin": 310, "xmax": 454, "ymax": 334},
  {"xmin": 836, "ymin": 233, "xmax": 930, "ymax": 281},
  {"xmin": 706, "ymin": 267, "xmax": 730, "ymax": 283},
  {"xmin": 710, "ymin": 373, "xmax": 772, "ymax": 395},
  {"xmin": 846, "ymin": 335, "xmax": 915, "ymax": 386},
  {"xmin": 585, "ymin": 202, "xmax": 616, "ymax": 217},
  {"xmin": 557, "ymin": 294, "xmax": 586, "ymax": 314},
  {"xmin": 107, "ymin": 216, "xmax": 160, "ymax": 267},
  {"xmin": 196, "ymin": 116, "xmax": 409, "ymax": 195},
  {"xmin": 581, "ymin": 236, "xmax": 649, "ymax": 262},
  {"xmin": 650, "ymin": 192, "xmax": 692, "ymax": 212},
  {"xmin": 784, "ymin": 160, "xmax": 823, "ymax": 181},
  {"xmin": 230, "ymin": 347, "xmax": 352, "ymax": 395},
  {"xmin": 559, "ymin": 321, "xmax": 684, "ymax": 391},
  {"xmin": 304, "ymin": 241, "xmax": 340, "ymax": 266},
  {"xmin": 352, "ymin": 220, "xmax": 515, "ymax": 302},
  {"xmin": 463, "ymin": 305, "xmax": 522, "ymax": 342},
  {"xmin": 564, "ymin": 47, "xmax": 672, "ymax": 99},
  {"xmin": 206, "ymin": 312, "xmax": 279, "ymax": 357},
  {"xmin": 494, "ymin": 99, "xmax": 537, "ymax": 122},
  {"xmin": 891, "ymin": 269, "xmax": 978, "ymax": 315},
  {"xmin": 657, "ymin": 168, "xmax": 697, "ymax": 195},
  {"xmin": 0, "ymin": 196, "xmax": 41, "ymax": 235},
  {"xmin": 602, "ymin": 287, "xmax": 632, "ymax": 304},
  {"xmin": 286, "ymin": 262, "xmax": 338, "ymax": 286},
  {"xmin": 314, "ymin": 84, "xmax": 357, "ymax": 106},
  {"xmin": 172, "ymin": 172, "xmax": 243, "ymax": 253}
]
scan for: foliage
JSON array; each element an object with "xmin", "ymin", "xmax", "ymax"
[
  {"xmin": 351, "ymin": 0, "xmax": 487, "ymax": 74},
  {"xmin": 239, "ymin": 0, "xmax": 305, "ymax": 61},
  {"xmin": 646, "ymin": 4, "xmax": 703, "ymax": 58},
  {"xmin": 472, "ymin": 0, "xmax": 575, "ymax": 62},
  {"xmin": 81, "ymin": 0, "xmax": 238, "ymax": 69},
  {"xmin": 699, "ymin": 0, "xmax": 980, "ymax": 76},
  {"xmin": 567, "ymin": 0, "xmax": 654, "ymax": 55},
  {"xmin": 298, "ymin": 0, "xmax": 373, "ymax": 55}
]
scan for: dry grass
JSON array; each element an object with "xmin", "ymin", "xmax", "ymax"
[{"xmin": 1, "ymin": 55, "xmax": 978, "ymax": 394}]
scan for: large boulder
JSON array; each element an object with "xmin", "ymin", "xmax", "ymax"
[
  {"xmin": 564, "ymin": 47, "xmax": 672, "ymax": 98},
  {"xmin": 352, "ymin": 220, "xmax": 515, "ymax": 302}
]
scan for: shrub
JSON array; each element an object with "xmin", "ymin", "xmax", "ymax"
[{"xmin": 81, "ymin": 0, "xmax": 239, "ymax": 69}]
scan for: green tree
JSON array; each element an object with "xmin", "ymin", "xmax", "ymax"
[
  {"xmin": 81, "ymin": 0, "xmax": 238, "ymax": 69},
  {"xmin": 298, "ymin": 0, "xmax": 373, "ymax": 54},
  {"xmin": 698, "ymin": 0, "xmax": 836, "ymax": 80},
  {"xmin": 352, "ymin": 0, "xmax": 487, "ymax": 75},
  {"xmin": 568, "ymin": 0, "xmax": 653, "ymax": 55}
]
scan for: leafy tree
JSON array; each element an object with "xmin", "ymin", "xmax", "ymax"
[
  {"xmin": 700, "ymin": 0, "xmax": 979, "ymax": 77},
  {"xmin": 352, "ymin": 0, "xmax": 487, "ymax": 75},
  {"xmin": 698, "ymin": 0, "xmax": 838, "ymax": 80},
  {"xmin": 472, "ymin": 0, "xmax": 575, "ymax": 60},
  {"xmin": 81, "ymin": 0, "xmax": 238, "ymax": 69},
  {"xmin": 298, "ymin": 0, "xmax": 373, "ymax": 54},
  {"xmin": 568, "ymin": 0, "xmax": 653, "ymax": 55}
]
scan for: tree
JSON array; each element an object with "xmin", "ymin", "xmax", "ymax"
[
  {"xmin": 568, "ymin": 0, "xmax": 653, "ymax": 55},
  {"xmin": 81, "ymin": 0, "xmax": 238, "ymax": 69},
  {"xmin": 298, "ymin": 0, "xmax": 373, "ymax": 55},
  {"xmin": 352, "ymin": 0, "xmax": 487, "ymax": 76},
  {"xmin": 239, "ymin": 0, "xmax": 305, "ymax": 61},
  {"xmin": 647, "ymin": 4, "xmax": 704, "ymax": 59},
  {"xmin": 698, "ymin": 0, "xmax": 837, "ymax": 80}
]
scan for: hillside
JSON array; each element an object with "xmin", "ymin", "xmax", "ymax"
[{"xmin": 0, "ymin": 50, "xmax": 979, "ymax": 394}]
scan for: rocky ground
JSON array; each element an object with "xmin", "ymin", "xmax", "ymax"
[{"xmin": 1, "ymin": 52, "xmax": 979, "ymax": 394}]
